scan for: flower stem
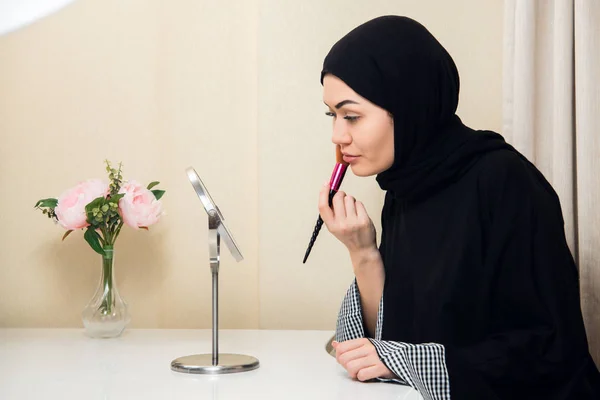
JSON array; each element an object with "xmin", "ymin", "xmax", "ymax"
[
  {"xmin": 101, "ymin": 246, "xmax": 114, "ymax": 315},
  {"xmin": 101, "ymin": 226, "xmax": 111, "ymax": 247},
  {"xmin": 113, "ymin": 221, "xmax": 124, "ymax": 243}
]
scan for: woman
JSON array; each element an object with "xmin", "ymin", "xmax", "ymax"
[{"xmin": 318, "ymin": 16, "xmax": 600, "ymax": 400}]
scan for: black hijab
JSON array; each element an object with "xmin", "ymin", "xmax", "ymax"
[
  {"xmin": 321, "ymin": 16, "xmax": 600, "ymax": 399},
  {"xmin": 321, "ymin": 15, "xmax": 509, "ymax": 201}
]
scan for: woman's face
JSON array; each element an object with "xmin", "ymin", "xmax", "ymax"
[{"xmin": 323, "ymin": 74, "xmax": 394, "ymax": 177}]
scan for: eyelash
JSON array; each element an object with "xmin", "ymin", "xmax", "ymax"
[{"xmin": 325, "ymin": 112, "xmax": 360, "ymax": 122}]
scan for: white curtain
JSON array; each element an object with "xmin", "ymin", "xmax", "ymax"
[{"xmin": 503, "ymin": 0, "xmax": 600, "ymax": 366}]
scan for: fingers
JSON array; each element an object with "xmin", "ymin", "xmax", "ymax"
[
  {"xmin": 354, "ymin": 200, "xmax": 370, "ymax": 224},
  {"xmin": 334, "ymin": 339, "xmax": 395, "ymax": 382},
  {"xmin": 332, "ymin": 190, "xmax": 347, "ymax": 219},
  {"xmin": 356, "ymin": 364, "xmax": 386, "ymax": 382},
  {"xmin": 317, "ymin": 183, "xmax": 372, "ymax": 251},
  {"xmin": 335, "ymin": 338, "xmax": 368, "ymax": 356},
  {"xmin": 337, "ymin": 345, "xmax": 371, "ymax": 366},
  {"xmin": 344, "ymin": 357, "xmax": 378, "ymax": 379},
  {"xmin": 319, "ymin": 184, "xmax": 352, "ymax": 222},
  {"xmin": 344, "ymin": 194, "xmax": 357, "ymax": 218}
]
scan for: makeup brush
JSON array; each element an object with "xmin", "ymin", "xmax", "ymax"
[{"xmin": 302, "ymin": 146, "xmax": 349, "ymax": 263}]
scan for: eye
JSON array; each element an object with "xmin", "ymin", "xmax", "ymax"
[
  {"xmin": 344, "ymin": 116, "xmax": 360, "ymax": 123},
  {"xmin": 325, "ymin": 111, "xmax": 336, "ymax": 118}
]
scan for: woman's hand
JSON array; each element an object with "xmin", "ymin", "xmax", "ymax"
[
  {"xmin": 333, "ymin": 338, "xmax": 396, "ymax": 381},
  {"xmin": 319, "ymin": 182, "xmax": 377, "ymax": 255},
  {"xmin": 319, "ymin": 181, "xmax": 384, "ymax": 337}
]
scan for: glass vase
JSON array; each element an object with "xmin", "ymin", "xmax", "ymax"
[{"xmin": 82, "ymin": 246, "xmax": 130, "ymax": 338}]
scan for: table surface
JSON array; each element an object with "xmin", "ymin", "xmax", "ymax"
[{"xmin": 0, "ymin": 328, "xmax": 422, "ymax": 400}]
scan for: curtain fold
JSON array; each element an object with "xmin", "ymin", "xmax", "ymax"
[{"xmin": 503, "ymin": 0, "xmax": 600, "ymax": 366}]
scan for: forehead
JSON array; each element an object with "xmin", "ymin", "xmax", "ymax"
[{"xmin": 322, "ymin": 75, "xmax": 361, "ymax": 102}]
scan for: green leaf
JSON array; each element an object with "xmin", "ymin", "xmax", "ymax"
[
  {"xmin": 62, "ymin": 230, "xmax": 74, "ymax": 241},
  {"xmin": 84, "ymin": 228, "xmax": 105, "ymax": 256},
  {"xmin": 35, "ymin": 198, "xmax": 58, "ymax": 208},
  {"xmin": 85, "ymin": 196, "xmax": 106, "ymax": 224},
  {"xmin": 147, "ymin": 181, "xmax": 160, "ymax": 190},
  {"xmin": 151, "ymin": 190, "xmax": 165, "ymax": 200},
  {"xmin": 85, "ymin": 197, "xmax": 105, "ymax": 213},
  {"xmin": 109, "ymin": 193, "xmax": 125, "ymax": 203}
]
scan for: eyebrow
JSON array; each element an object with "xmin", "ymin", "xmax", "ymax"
[{"xmin": 324, "ymin": 100, "xmax": 360, "ymax": 109}]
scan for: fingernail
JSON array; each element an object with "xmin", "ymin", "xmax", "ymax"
[
  {"xmin": 332, "ymin": 340, "xmax": 338, "ymax": 347},
  {"xmin": 324, "ymin": 179, "xmax": 330, "ymax": 187}
]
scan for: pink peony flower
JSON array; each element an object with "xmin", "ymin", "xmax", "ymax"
[
  {"xmin": 55, "ymin": 179, "xmax": 109, "ymax": 230},
  {"xmin": 118, "ymin": 181, "xmax": 164, "ymax": 229}
]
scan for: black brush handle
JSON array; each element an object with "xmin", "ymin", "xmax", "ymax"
[{"xmin": 303, "ymin": 190, "xmax": 336, "ymax": 263}]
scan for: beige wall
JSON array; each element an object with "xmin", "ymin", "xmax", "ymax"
[
  {"xmin": 0, "ymin": 0, "xmax": 260, "ymax": 329},
  {"xmin": 0, "ymin": 0, "xmax": 503, "ymax": 329}
]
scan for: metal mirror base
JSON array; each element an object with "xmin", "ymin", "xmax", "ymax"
[{"xmin": 171, "ymin": 354, "xmax": 260, "ymax": 374}]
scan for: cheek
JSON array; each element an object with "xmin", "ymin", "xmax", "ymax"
[
  {"xmin": 371, "ymin": 121, "xmax": 394, "ymax": 162},
  {"xmin": 383, "ymin": 133, "xmax": 395, "ymax": 167}
]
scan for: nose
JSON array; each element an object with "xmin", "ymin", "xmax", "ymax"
[{"xmin": 331, "ymin": 119, "xmax": 352, "ymax": 146}]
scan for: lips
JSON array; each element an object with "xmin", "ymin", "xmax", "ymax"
[{"xmin": 343, "ymin": 155, "xmax": 360, "ymax": 163}]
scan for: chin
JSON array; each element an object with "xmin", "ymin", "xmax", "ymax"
[{"xmin": 350, "ymin": 164, "xmax": 378, "ymax": 177}]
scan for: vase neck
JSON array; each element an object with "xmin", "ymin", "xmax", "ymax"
[{"xmin": 101, "ymin": 247, "xmax": 115, "ymax": 292}]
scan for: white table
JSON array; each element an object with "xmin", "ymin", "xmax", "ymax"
[{"xmin": 0, "ymin": 329, "xmax": 422, "ymax": 400}]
